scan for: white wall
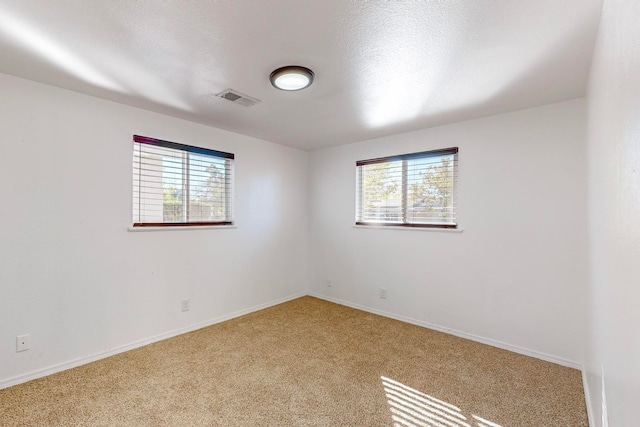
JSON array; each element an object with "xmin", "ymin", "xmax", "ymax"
[
  {"xmin": 0, "ymin": 73, "xmax": 308, "ymax": 387},
  {"xmin": 308, "ymin": 99, "xmax": 587, "ymax": 367},
  {"xmin": 0, "ymin": 70, "xmax": 592, "ymax": 392},
  {"xmin": 585, "ymin": 0, "xmax": 640, "ymax": 424}
]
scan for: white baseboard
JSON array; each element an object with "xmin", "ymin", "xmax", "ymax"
[
  {"xmin": 0, "ymin": 292, "xmax": 306, "ymax": 390},
  {"xmin": 583, "ymin": 369, "xmax": 595, "ymax": 427},
  {"xmin": 309, "ymin": 292, "xmax": 582, "ymax": 370},
  {"xmin": 2, "ymin": 291, "xmax": 585, "ymax": 391}
]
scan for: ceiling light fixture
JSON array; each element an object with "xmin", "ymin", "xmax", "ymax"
[{"xmin": 270, "ymin": 66, "xmax": 314, "ymax": 91}]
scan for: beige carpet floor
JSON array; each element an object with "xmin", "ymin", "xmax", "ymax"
[{"xmin": 0, "ymin": 296, "xmax": 587, "ymax": 426}]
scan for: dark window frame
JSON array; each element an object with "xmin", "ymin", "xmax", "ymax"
[
  {"xmin": 356, "ymin": 147, "xmax": 458, "ymax": 229},
  {"xmin": 133, "ymin": 135, "xmax": 234, "ymax": 228}
]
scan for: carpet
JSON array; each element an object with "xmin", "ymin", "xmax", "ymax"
[{"xmin": 0, "ymin": 296, "xmax": 588, "ymax": 426}]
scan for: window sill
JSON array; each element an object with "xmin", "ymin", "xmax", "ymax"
[
  {"xmin": 353, "ymin": 225, "xmax": 463, "ymax": 233},
  {"xmin": 128, "ymin": 225, "xmax": 237, "ymax": 232}
]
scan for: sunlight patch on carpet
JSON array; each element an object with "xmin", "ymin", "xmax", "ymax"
[{"xmin": 381, "ymin": 376, "xmax": 503, "ymax": 427}]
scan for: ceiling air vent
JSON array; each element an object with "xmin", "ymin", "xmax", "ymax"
[{"xmin": 215, "ymin": 89, "xmax": 261, "ymax": 108}]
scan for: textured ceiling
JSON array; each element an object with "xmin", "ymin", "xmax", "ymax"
[{"xmin": 0, "ymin": 1, "xmax": 602, "ymax": 150}]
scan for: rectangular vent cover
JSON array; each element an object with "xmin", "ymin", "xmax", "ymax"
[{"xmin": 215, "ymin": 89, "xmax": 261, "ymax": 107}]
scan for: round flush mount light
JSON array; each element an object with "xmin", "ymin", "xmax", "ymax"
[{"xmin": 270, "ymin": 66, "xmax": 314, "ymax": 91}]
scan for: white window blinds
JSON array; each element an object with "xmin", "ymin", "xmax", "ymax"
[
  {"xmin": 133, "ymin": 135, "xmax": 234, "ymax": 227},
  {"xmin": 356, "ymin": 148, "xmax": 458, "ymax": 228}
]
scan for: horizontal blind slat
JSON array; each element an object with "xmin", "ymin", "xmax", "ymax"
[
  {"xmin": 356, "ymin": 148, "xmax": 458, "ymax": 228},
  {"xmin": 133, "ymin": 137, "xmax": 234, "ymax": 226}
]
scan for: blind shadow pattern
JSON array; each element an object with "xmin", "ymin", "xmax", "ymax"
[{"xmin": 382, "ymin": 376, "xmax": 503, "ymax": 427}]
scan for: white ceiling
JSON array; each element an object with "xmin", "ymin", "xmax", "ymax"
[{"xmin": 0, "ymin": 1, "xmax": 602, "ymax": 151}]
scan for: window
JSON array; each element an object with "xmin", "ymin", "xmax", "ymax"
[
  {"xmin": 356, "ymin": 147, "xmax": 458, "ymax": 228},
  {"xmin": 132, "ymin": 135, "xmax": 233, "ymax": 227}
]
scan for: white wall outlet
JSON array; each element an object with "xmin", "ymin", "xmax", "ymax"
[
  {"xmin": 327, "ymin": 278, "xmax": 333, "ymax": 288},
  {"xmin": 16, "ymin": 334, "xmax": 29, "ymax": 352},
  {"xmin": 379, "ymin": 288, "xmax": 387, "ymax": 299},
  {"xmin": 181, "ymin": 299, "xmax": 190, "ymax": 312}
]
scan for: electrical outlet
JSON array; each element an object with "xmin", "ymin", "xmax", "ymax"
[
  {"xmin": 16, "ymin": 334, "xmax": 29, "ymax": 352},
  {"xmin": 327, "ymin": 278, "xmax": 333, "ymax": 288},
  {"xmin": 379, "ymin": 288, "xmax": 387, "ymax": 299},
  {"xmin": 181, "ymin": 299, "xmax": 190, "ymax": 312}
]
